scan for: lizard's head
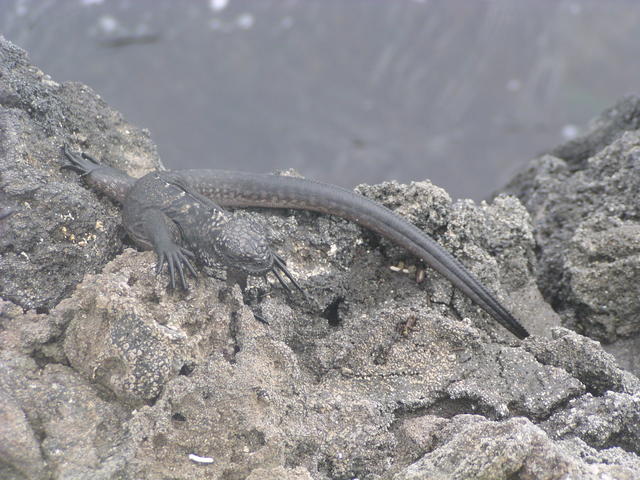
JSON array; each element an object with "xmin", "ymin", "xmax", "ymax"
[
  {"xmin": 214, "ymin": 216, "xmax": 274, "ymax": 275},
  {"xmin": 212, "ymin": 215, "xmax": 304, "ymax": 295}
]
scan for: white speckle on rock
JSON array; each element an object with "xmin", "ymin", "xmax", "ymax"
[{"xmin": 188, "ymin": 453, "xmax": 214, "ymax": 464}]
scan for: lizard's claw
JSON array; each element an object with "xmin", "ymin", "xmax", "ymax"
[
  {"xmin": 271, "ymin": 253, "xmax": 305, "ymax": 298},
  {"xmin": 62, "ymin": 144, "xmax": 102, "ymax": 176},
  {"xmin": 155, "ymin": 245, "xmax": 198, "ymax": 290}
]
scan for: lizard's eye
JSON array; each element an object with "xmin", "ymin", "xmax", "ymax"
[{"xmin": 215, "ymin": 217, "xmax": 274, "ymax": 274}]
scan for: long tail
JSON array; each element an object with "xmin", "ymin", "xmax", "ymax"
[{"xmin": 178, "ymin": 170, "xmax": 530, "ymax": 339}]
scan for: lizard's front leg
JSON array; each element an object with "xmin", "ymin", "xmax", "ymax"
[{"xmin": 126, "ymin": 207, "xmax": 198, "ymax": 289}]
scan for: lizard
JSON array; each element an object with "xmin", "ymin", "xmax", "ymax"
[{"xmin": 63, "ymin": 145, "xmax": 530, "ymax": 339}]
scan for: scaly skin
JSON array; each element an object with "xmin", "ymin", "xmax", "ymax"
[
  {"xmin": 63, "ymin": 147, "xmax": 529, "ymax": 339},
  {"xmin": 63, "ymin": 146, "xmax": 299, "ymax": 292}
]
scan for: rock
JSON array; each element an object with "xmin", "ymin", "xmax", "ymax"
[
  {"xmin": 550, "ymin": 94, "xmax": 640, "ymax": 170},
  {"xmin": 246, "ymin": 466, "xmax": 314, "ymax": 480},
  {"xmin": 2, "ymin": 36, "xmax": 640, "ymax": 479},
  {"xmin": 524, "ymin": 327, "xmax": 640, "ymax": 395},
  {"xmin": 393, "ymin": 415, "xmax": 639, "ymax": 480},
  {"xmin": 0, "ymin": 35, "xmax": 159, "ymax": 312},
  {"xmin": 0, "ymin": 351, "xmax": 131, "ymax": 480},
  {"xmin": 60, "ymin": 249, "xmax": 241, "ymax": 406},
  {"xmin": 0, "ymin": 387, "xmax": 47, "ymax": 480},
  {"xmin": 504, "ymin": 95, "xmax": 640, "ymax": 362},
  {"xmin": 541, "ymin": 391, "xmax": 640, "ymax": 453}
]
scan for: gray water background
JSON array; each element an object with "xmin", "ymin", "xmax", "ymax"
[{"xmin": 2, "ymin": 0, "xmax": 639, "ymax": 200}]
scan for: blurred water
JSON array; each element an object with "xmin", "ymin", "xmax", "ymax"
[{"xmin": 2, "ymin": 0, "xmax": 639, "ymax": 199}]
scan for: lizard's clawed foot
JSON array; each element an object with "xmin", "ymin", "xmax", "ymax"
[
  {"xmin": 270, "ymin": 253, "xmax": 306, "ymax": 299},
  {"xmin": 61, "ymin": 144, "xmax": 102, "ymax": 176},
  {"xmin": 155, "ymin": 245, "xmax": 198, "ymax": 290}
]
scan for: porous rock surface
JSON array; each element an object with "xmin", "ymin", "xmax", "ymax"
[
  {"xmin": 0, "ymin": 36, "xmax": 159, "ymax": 313},
  {"xmin": 2, "ymin": 36, "xmax": 640, "ymax": 479},
  {"xmin": 504, "ymin": 95, "xmax": 640, "ymax": 375}
]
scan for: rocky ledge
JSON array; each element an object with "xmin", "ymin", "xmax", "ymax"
[
  {"xmin": 1, "ymin": 37, "xmax": 639, "ymax": 480},
  {"xmin": 504, "ymin": 95, "xmax": 640, "ymax": 375}
]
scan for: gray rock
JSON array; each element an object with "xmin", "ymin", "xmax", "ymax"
[
  {"xmin": 0, "ymin": 350, "xmax": 131, "ymax": 480},
  {"xmin": 61, "ymin": 248, "xmax": 242, "ymax": 405},
  {"xmin": 541, "ymin": 391, "xmax": 640, "ymax": 453},
  {"xmin": 504, "ymin": 95, "xmax": 640, "ymax": 349},
  {"xmin": 524, "ymin": 327, "xmax": 640, "ymax": 395},
  {"xmin": 0, "ymin": 35, "xmax": 159, "ymax": 312},
  {"xmin": 2, "ymin": 36, "xmax": 640, "ymax": 480},
  {"xmin": 393, "ymin": 415, "xmax": 639, "ymax": 480},
  {"xmin": 550, "ymin": 94, "xmax": 640, "ymax": 170},
  {"xmin": 0, "ymin": 386, "xmax": 47, "ymax": 480}
]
